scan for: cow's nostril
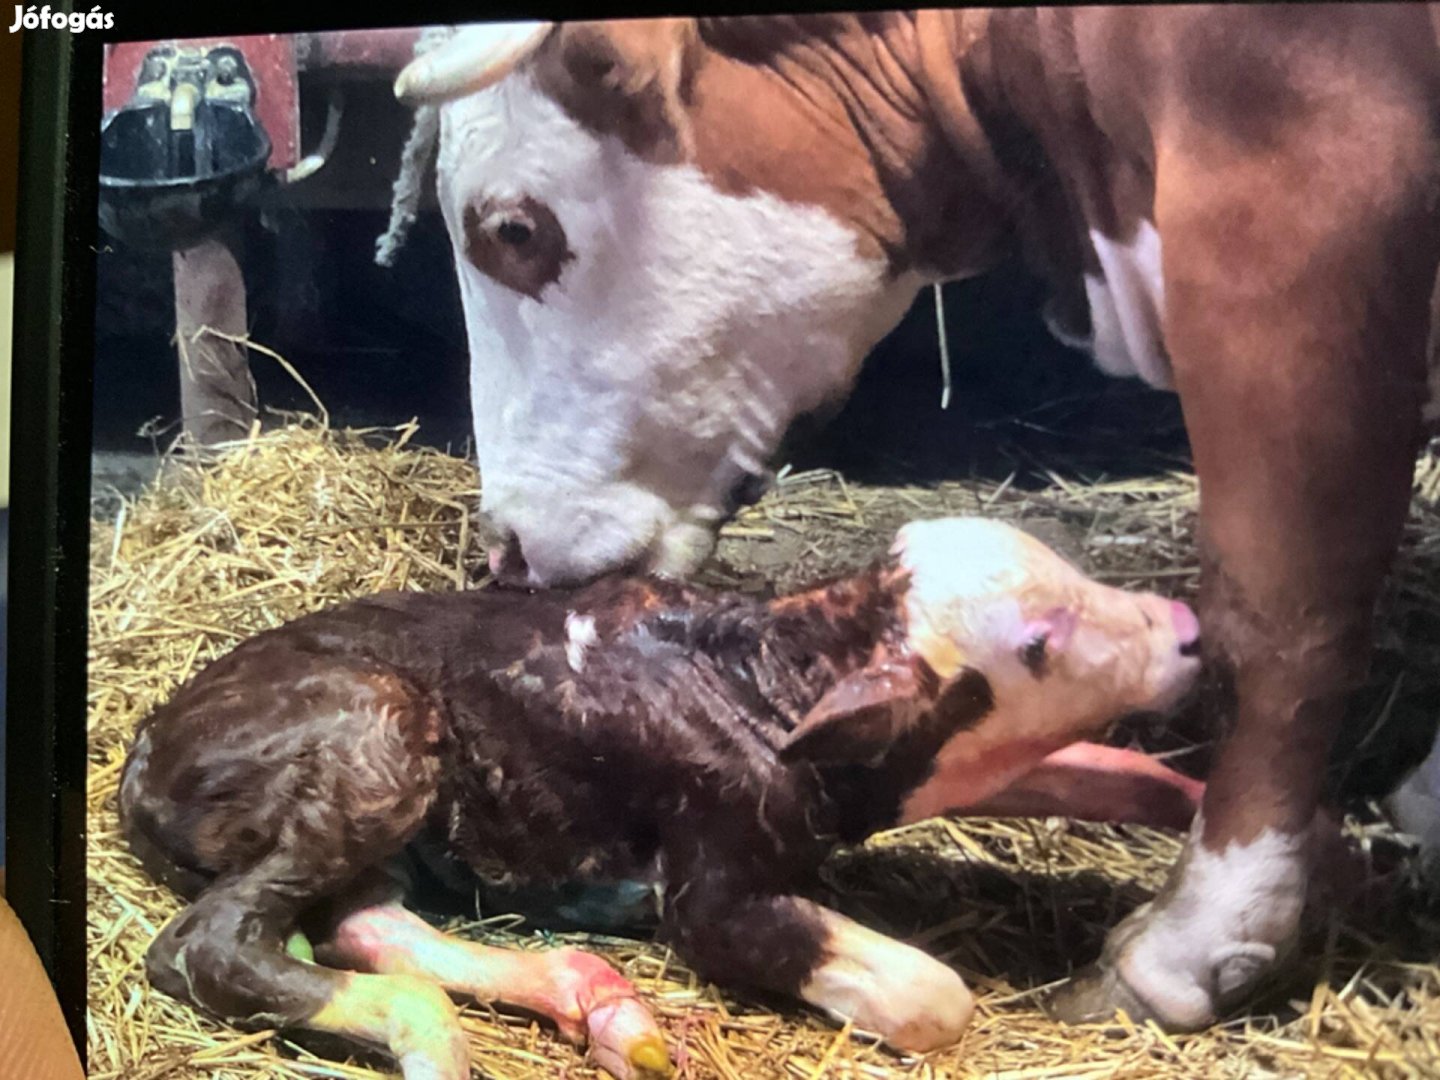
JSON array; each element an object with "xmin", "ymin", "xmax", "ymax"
[
  {"xmin": 1179, "ymin": 638, "xmax": 1202, "ymax": 658},
  {"xmin": 726, "ymin": 471, "xmax": 770, "ymax": 514},
  {"xmin": 488, "ymin": 532, "xmax": 530, "ymax": 583}
]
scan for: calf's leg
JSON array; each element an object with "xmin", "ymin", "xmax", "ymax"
[
  {"xmin": 916, "ymin": 742, "xmax": 1205, "ymax": 831},
  {"xmin": 136, "ymin": 660, "xmax": 470, "ymax": 1077},
  {"xmin": 665, "ymin": 883, "xmax": 972, "ymax": 1052},
  {"xmin": 146, "ymin": 875, "xmax": 469, "ymax": 1080},
  {"xmin": 1050, "ymin": 79, "xmax": 1436, "ymax": 1029},
  {"xmin": 312, "ymin": 887, "xmax": 670, "ymax": 1080}
]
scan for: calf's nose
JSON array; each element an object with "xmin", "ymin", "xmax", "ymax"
[{"xmin": 1170, "ymin": 600, "xmax": 1201, "ymax": 653}]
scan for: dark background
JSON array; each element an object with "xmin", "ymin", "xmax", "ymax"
[{"xmin": 2, "ymin": 26, "xmax": 24, "ymax": 870}]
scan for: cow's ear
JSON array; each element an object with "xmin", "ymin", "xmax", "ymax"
[
  {"xmin": 546, "ymin": 20, "xmax": 699, "ymax": 164},
  {"xmin": 779, "ymin": 659, "xmax": 925, "ymax": 766}
]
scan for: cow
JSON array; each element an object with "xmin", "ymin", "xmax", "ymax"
[
  {"xmin": 382, "ymin": 7, "xmax": 1440, "ymax": 1032},
  {"xmin": 119, "ymin": 518, "xmax": 1203, "ymax": 1079}
]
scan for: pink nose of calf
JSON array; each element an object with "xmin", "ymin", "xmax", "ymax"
[{"xmin": 1170, "ymin": 600, "xmax": 1201, "ymax": 651}]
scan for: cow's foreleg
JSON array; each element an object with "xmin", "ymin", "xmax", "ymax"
[
  {"xmin": 1050, "ymin": 113, "xmax": 1435, "ymax": 1029},
  {"xmin": 664, "ymin": 884, "xmax": 973, "ymax": 1052},
  {"xmin": 314, "ymin": 896, "xmax": 670, "ymax": 1080}
]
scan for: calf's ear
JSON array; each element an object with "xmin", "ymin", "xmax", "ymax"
[
  {"xmin": 779, "ymin": 660, "xmax": 924, "ymax": 766},
  {"xmin": 542, "ymin": 19, "xmax": 700, "ymax": 164}
]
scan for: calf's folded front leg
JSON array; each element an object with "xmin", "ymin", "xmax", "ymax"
[{"xmin": 665, "ymin": 884, "xmax": 973, "ymax": 1053}]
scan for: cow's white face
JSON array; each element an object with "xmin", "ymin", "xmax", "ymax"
[{"xmin": 438, "ymin": 72, "xmax": 919, "ymax": 586}]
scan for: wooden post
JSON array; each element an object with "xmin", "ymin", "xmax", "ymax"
[{"xmin": 172, "ymin": 230, "xmax": 258, "ymax": 445}]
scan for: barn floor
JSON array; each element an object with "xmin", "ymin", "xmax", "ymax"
[{"xmin": 86, "ymin": 415, "xmax": 1440, "ymax": 1080}]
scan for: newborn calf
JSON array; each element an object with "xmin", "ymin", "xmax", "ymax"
[{"xmin": 119, "ymin": 518, "xmax": 1202, "ymax": 1079}]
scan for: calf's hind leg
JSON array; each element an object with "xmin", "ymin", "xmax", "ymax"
[
  {"xmin": 311, "ymin": 884, "xmax": 671, "ymax": 1080},
  {"xmin": 1050, "ymin": 66, "xmax": 1436, "ymax": 1029},
  {"xmin": 146, "ymin": 871, "xmax": 469, "ymax": 1080},
  {"xmin": 141, "ymin": 662, "xmax": 468, "ymax": 1077}
]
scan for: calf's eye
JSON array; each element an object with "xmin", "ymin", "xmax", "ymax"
[{"xmin": 1019, "ymin": 634, "xmax": 1048, "ymax": 676}]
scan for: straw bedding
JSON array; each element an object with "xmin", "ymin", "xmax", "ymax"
[{"xmin": 87, "ymin": 413, "xmax": 1440, "ymax": 1079}]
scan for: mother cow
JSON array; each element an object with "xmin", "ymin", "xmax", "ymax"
[{"xmin": 392, "ymin": 7, "xmax": 1440, "ymax": 1033}]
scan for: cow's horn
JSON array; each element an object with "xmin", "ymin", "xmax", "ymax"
[{"xmin": 395, "ymin": 21, "xmax": 555, "ymax": 105}]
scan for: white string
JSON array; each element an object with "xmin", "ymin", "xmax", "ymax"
[{"xmin": 934, "ymin": 282, "xmax": 952, "ymax": 410}]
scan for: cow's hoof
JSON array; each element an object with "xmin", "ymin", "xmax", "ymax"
[
  {"xmin": 1046, "ymin": 914, "xmax": 1294, "ymax": 1034},
  {"xmin": 1045, "ymin": 961, "xmax": 1174, "ymax": 1029},
  {"xmin": 1045, "ymin": 899, "xmax": 1179, "ymax": 1029}
]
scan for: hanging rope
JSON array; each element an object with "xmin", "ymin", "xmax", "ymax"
[
  {"xmin": 374, "ymin": 27, "xmax": 456, "ymax": 268},
  {"xmin": 934, "ymin": 282, "xmax": 952, "ymax": 410}
]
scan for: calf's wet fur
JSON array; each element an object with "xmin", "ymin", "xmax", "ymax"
[{"xmin": 119, "ymin": 517, "xmax": 1202, "ymax": 1079}]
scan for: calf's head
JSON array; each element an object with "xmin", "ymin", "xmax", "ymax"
[
  {"xmin": 782, "ymin": 518, "xmax": 1203, "ymax": 766},
  {"xmin": 398, "ymin": 19, "xmax": 925, "ymax": 585}
]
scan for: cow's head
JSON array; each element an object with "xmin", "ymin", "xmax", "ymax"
[{"xmin": 397, "ymin": 19, "xmax": 931, "ymax": 585}]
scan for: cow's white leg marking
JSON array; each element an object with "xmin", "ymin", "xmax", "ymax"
[
  {"xmin": 1106, "ymin": 814, "xmax": 1309, "ymax": 1029},
  {"xmin": 1387, "ymin": 728, "xmax": 1440, "ymax": 885},
  {"xmin": 1080, "ymin": 222, "xmax": 1174, "ymax": 390},
  {"xmin": 799, "ymin": 904, "xmax": 974, "ymax": 1053}
]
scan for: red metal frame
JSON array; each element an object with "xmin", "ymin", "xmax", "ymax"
[{"xmin": 301, "ymin": 29, "xmax": 424, "ymax": 73}]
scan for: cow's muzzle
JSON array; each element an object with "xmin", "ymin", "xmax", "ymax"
[{"xmin": 488, "ymin": 532, "xmax": 532, "ymax": 587}]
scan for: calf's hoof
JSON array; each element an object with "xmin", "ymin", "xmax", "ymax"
[
  {"xmin": 1386, "ymin": 736, "xmax": 1440, "ymax": 892},
  {"xmin": 883, "ymin": 969, "xmax": 975, "ymax": 1054},
  {"xmin": 585, "ymin": 997, "xmax": 673, "ymax": 1080},
  {"xmin": 539, "ymin": 949, "xmax": 673, "ymax": 1080}
]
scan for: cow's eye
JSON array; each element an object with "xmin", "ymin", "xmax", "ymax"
[
  {"xmin": 462, "ymin": 196, "xmax": 573, "ymax": 301},
  {"xmin": 496, "ymin": 220, "xmax": 533, "ymax": 246}
]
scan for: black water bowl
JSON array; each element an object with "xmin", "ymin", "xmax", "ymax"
[{"xmin": 99, "ymin": 101, "xmax": 272, "ymax": 252}]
